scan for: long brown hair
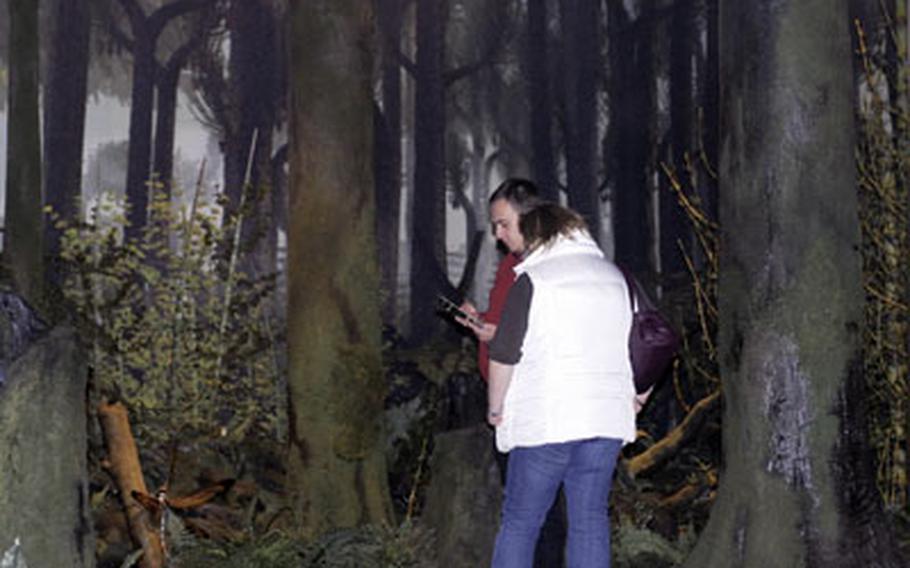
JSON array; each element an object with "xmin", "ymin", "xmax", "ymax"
[{"xmin": 519, "ymin": 203, "xmax": 588, "ymax": 252}]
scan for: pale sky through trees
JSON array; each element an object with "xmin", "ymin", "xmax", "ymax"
[{"xmin": 0, "ymin": 89, "xmax": 216, "ymax": 225}]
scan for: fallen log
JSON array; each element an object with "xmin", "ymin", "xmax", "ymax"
[{"xmin": 98, "ymin": 401, "xmax": 164, "ymax": 568}]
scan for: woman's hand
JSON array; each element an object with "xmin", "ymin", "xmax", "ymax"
[
  {"xmin": 488, "ymin": 361, "xmax": 513, "ymax": 427},
  {"xmin": 634, "ymin": 386, "xmax": 654, "ymax": 414},
  {"xmin": 458, "ymin": 301, "xmax": 497, "ymax": 341}
]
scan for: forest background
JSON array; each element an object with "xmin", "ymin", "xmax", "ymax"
[{"xmin": 0, "ymin": 0, "xmax": 909, "ymax": 567}]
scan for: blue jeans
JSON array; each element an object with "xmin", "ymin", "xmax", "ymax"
[{"xmin": 491, "ymin": 437, "xmax": 623, "ymax": 568}]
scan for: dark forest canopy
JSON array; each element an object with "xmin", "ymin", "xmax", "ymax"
[{"xmin": 0, "ymin": 0, "xmax": 908, "ymax": 566}]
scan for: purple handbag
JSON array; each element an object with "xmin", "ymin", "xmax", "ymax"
[{"xmin": 618, "ymin": 267, "xmax": 680, "ymax": 394}]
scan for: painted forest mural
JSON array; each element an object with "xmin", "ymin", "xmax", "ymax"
[{"xmin": 0, "ymin": 0, "xmax": 908, "ymax": 566}]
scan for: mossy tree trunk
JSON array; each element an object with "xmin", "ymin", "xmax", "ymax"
[
  {"xmin": 4, "ymin": 0, "xmax": 43, "ymax": 308},
  {"xmin": 285, "ymin": 0, "xmax": 393, "ymax": 538},
  {"xmin": 683, "ymin": 1, "xmax": 904, "ymax": 566}
]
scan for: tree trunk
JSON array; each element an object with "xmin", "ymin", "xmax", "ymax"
[
  {"xmin": 698, "ymin": 0, "xmax": 720, "ymax": 237},
  {"xmin": 526, "ymin": 0, "xmax": 559, "ymax": 201},
  {"xmin": 118, "ymin": 0, "xmax": 210, "ymax": 242},
  {"xmin": 223, "ymin": 0, "xmax": 279, "ymax": 277},
  {"xmin": 153, "ymin": 30, "xmax": 207, "ymax": 200},
  {"xmin": 683, "ymin": 1, "xmax": 905, "ymax": 565},
  {"xmin": 4, "ymin": 0, "xmax": 44, "ymax": 308},
  {"xmin": 43, "ymin": 0, "xmax": 90, "ymax": 292},
  {"xmin": 124, "ymin": 33, "xmax": 157, "ymax": 242},
  {"xmin": 608, "ymin": 0, "xmax": 653, "ymax": 273},
  {"xmin": 153, "ymin": 66, "xmax": 180, "ymax": 200},
  {"xmin": 559, "ymin": 0, "xmax": 601, "ymax": 240},
  {"xmin": 409, "ymin": 0, "xmax": 450, "ymax": 341},
  {"xmin": 662, "ymin": 0, "xmax": 696, "ymax": 275},
  {"xmin": 375, "ymin": 0, "xmax": 403, "ymax": 327},
  {"xmin": 286, "ymin": 0, "xmax": 393, "ymax": 537}
]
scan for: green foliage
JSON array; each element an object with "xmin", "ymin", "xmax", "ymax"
[
  {"xmin": 854, "ymin": 17, "xmax": 910, "ymax": 511},
  {"xmin": 299, "ymin": 522, "xmax": 436, "ymax": 568},
  {"xmin": 612, "ymin": 523, "xmax": 693, "ymax": 568},
  {"xmin": 173, "ymin": 522, "xmax": 436, "ymax": 568},
  {"xmin": 52, "ymin": 184, "xmax": 284, "ymax": 452}
]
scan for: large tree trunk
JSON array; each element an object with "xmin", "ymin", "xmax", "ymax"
[
  {"xmin": 409, "ymin": 0, "xmax": 450, "ymax": 341},
  {"xmin": 662, "ymin": 0, "xmax": 696, "ymax": 275},
  {"xmin": 683, "ymin": 1, "xmax": 905, "ymax": 565},
  {"xmin": 608, "ymin": 0, "xmax": 654, "ymax": 273},
  {"xmin": 43, "ymin": 0, "xmax": 90, "ymax": 292},
  {"xmin": 526, "ymin": 0, "xmax": 558, "ymax": 201},
  {"xmin": 559, "ymin": 0, "xmax": 601, "ymax": 239},
  {"xmin": 4, "ymin": 0, "xmax": 44, "ymax": 308},
  {"xmin": 223, "ymin": 0, "xmax": 279, "ymax": 277},
  {"xmin": 286, "ymin": 0, "xmax": 393, "ymax": 537},
  {"xmin": 375, "ymin": 0, "xmax": 403, "ymax": 328}
]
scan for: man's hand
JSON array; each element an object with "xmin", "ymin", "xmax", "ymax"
[{"xmin": 458, "ymin": 301, "xmax": 497, "ymax": 341}]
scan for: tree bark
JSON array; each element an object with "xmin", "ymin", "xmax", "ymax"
[
  {"xmin": 698, "ymin": 0, "xmax": 720, "ymax": 232},
  {"xmin": 608, "ymin": 0, "xmax": 654, "ymax": 273},
  {"xmin": 409, "ymin": 0, "xmax": 450, "ymax": 341},
  {"xmin": 526, "ymin": 0, "xmax": 559, "ymax": 201},
  {"xmin": 683, "ymin": 1, "xmax": 905, "ymax": 565},
  {"xmin": 123, "ymin": 23, "xmax": 157, "ymax": 242},
  {"xmin": 559, "ymin": 0, "xmax": 601, "ymax": 239},
  {"xmin": 4, "ymin": 0, "xmax": 44, "ymax": 308},
  {"xmin": 663, "ymin": 0, "xmax": 697, "ymax": 275},
  {"xmin": 221, "ymin": 0, "xmax": 279, "ymax": 279},
  {"xmin": 43, "ymin": 0, "xmax": 90, "ymax": 292},
  {"xmin": 286, "ymin": 0, "xmax": 393, "ymax": 538},
  {"xmin": 375, "ymin": 0, "xmax": 403, "ymax": 327}
]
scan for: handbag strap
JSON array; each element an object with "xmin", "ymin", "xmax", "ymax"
[{"xmin": 617, "ymin": 264, "xmax": 639, "ymax": 314}]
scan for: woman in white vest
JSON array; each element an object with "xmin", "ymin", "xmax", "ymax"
[{"xmin": 487, "ymin": 203, "xmax": 636, "ymax": 568}]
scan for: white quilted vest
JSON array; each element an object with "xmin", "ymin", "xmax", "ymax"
[{"xmin": 496, "ymin": 231, "xmax": 637, "ymax": 452}]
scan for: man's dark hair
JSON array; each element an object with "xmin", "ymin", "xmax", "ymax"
[{"xmin": 489, "ymin": 178, "xmax": 543, "ymax": 214}]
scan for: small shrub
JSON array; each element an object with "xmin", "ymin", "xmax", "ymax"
[{"xmin": 53, "ymin": 184, "xmax": 284, "ymax": 455}]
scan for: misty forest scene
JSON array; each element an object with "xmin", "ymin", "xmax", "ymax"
[{"xmin": 1, "ymin": 0, "xmax": 910, "ymax": 566}]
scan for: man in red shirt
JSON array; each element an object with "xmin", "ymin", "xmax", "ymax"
[
  {"xmin": 460, "ymin": 179, "xmax": 541, "ymax": 380},
  {"xmin": 458, "ymin": 179, "xmax": 566, "ymax": 568}
]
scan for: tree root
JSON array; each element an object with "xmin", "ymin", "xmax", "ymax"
[{"xmin": 624, "ymin": 390, "xmax": 721, "ymax": 479}]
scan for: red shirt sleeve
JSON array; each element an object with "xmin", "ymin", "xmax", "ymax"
[{"xmin": 478, "ymin": 253, "xmax": 520, "ymax": 380}]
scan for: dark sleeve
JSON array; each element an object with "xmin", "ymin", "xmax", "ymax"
[{"xmin": 488, "ymin": 274, "xmax": 533, "ymax": 365}]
